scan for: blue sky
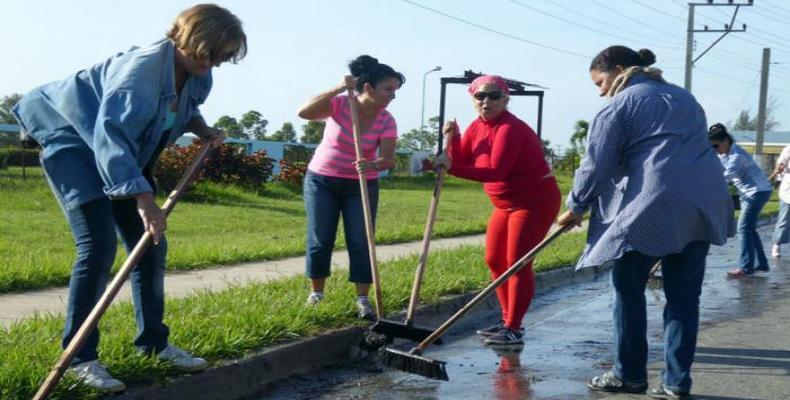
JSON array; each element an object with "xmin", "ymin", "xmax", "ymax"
[{"xmin": 3, "ymin": 0, "xmax": 790, "ymax": 151}]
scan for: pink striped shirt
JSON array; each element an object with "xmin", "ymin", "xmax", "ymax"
[{"xmin": 308, "ymin": 95, "xmax": 398, "ymax": 179}]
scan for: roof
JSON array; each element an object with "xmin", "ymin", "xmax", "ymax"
[
  {"xmin": 0, "ymin": 124, "xmax": 20, "ymax": 133},
  {"xmin": 730, "ymin": 130, "xmax": 790, "ymax": 146}
]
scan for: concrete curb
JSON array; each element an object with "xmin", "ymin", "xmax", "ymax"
[{"xmin": 113, "ymin": 264, "xmax": 608, "ymax": 400}]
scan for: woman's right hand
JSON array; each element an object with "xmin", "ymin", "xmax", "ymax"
[
  {"xmin": 443, "ymin": 119, "xmax": 459, "ymax": 142},
  {"xmin": 135, "ymin": 192, "xmax": 167, "ymax": 245},
  {"xmin": 341, "ymin": 75, "xmax": 356, "ymax": 91}
]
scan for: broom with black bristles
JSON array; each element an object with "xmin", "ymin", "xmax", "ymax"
[{"xmin": 381, "ymin": 222, "xmax": 573, "ymax": 381}]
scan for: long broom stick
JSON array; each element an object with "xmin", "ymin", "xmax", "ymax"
[
  {"xmin": 381, "ymin": 222, "xmax": 573, "ymax": 380},
  {"xmin": 33, "ymin": 141, "xmax": 215, "ymax": 400},
  {"xmin": 346, "ymin": 88, "xmax": 384, "ymax": 319},
  {"xmin": 372, "ymin": 121, "xmax": 454, "ymax": 342}
]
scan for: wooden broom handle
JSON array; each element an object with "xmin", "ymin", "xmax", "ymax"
[
  {"xmin": 405, "ymin": 137, "xmax": 452, "ymax": 324},
  {"xmin": 346, "ymin": 89, "xmax": 384, "ymax": 319},
  {"xmin": 33, "ymin": 141, "xmax": 215, "ymax": 400},
  {"xmin": 414, "ymin": 223, "xmax": 573, "ymax": 352}
]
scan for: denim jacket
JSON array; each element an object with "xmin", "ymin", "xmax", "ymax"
[{"xmin": 13, "ymin": 39, "xmax": 211, "ymax": 209}]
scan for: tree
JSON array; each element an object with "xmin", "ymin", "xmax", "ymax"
[
  {"xmin": 213, "ymin": 115, "xmax": 244, "ymax": 138},
  {"xmin": 397, "ymin": 115, "xmax": 440, "ymax": 152},
  {"xmin": 270, "ymin": 122, "xmax": 297, "ymax": 142},
  {"xmin": 541, "ymin": 139, "xmax": 555, "ymax": 159},
  {"xmin": 301, "ymin": 120, "xmax": 326, "ymax": 144},
  {"xmin": 570, "ymin": 119, "xmax": 589, "ymax": 155},
  {"xmin": 239, "ymin": 110, "xmax": 268, "ymax": 140},
  {"xmin": 0, "ymin": 93, "xmax": 23, "ymax": 124},
  {"xmin": 731, "ymin": 97, "xmax": 781, "ymax": 131}
]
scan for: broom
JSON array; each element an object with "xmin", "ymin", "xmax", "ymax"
[
  {"xmin": 371, "ymin": 121, "xmax": 457, "ymax": 343},
  {"xmin": 381, "ymin": 222, "xmax": 573, "ymax": 381},
  {"xmin": 346, "ymin": 88, "xmax": 385, "ymax": 321},
  {"xmin": 32, "ymin": 141, "xmax": 216, "ymax": 400}
]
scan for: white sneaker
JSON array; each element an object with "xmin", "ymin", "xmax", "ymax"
[
  {"xmin": 772, "ymin": 244, "xmax": 781, "ymax": 258},
  {"xmin": 306, "ymin": 291, "xmax": 324, "ymax": 306},
  {"xmin": 356, "ymin": 297, "xmax": 376, "ymax": 320},
  {"xmin": 157, "ymin": 345, "xmax": 207, "ymax": 372},
  {"xmin": 69, "ymin": 360, "xmax": 126, "ymax": 393}
]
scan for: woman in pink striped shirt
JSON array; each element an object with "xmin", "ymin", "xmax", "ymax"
[{"xmin": 297, "ymin": 55, "xmax": 403, "ymax": 319}]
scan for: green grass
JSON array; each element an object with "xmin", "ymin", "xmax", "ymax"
[
  {"xmin": 0, "ymin": 167, "xmax": 572, "ymax": 293},
  {"xmin": 0, "ymin": 233, "xmax": 586, "ymax": 400}
]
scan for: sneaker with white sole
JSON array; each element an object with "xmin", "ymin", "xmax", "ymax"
[
  {"xmin": 476, "ymin": 320, "xmax": 505, "ymax": 337},
  {"xmin": 157, "ymin": 345, "xmax": 207, "ymax": 371},
  {"xmin": 306, "ymin": 291, "xmax": 324, "ymax": 306},
  {"xmin": 69, "ymin": 360, "xmax": 126, "ymax": 393},
  {"xmin": 483, "ymin": 328, "xmax": 524, "ymax": 345},
  {"xmin": 356, "ymin": 297, "xmax": 376, "ymax": 320}
]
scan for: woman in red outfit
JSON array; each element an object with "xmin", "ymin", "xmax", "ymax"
[{"xmin": 436, "ymin": 75, "xmax": 561, "ymax": 345}]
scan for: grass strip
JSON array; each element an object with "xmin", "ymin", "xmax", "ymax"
[{"xmin": 0, "ymin": 167, "xmax": 572, "ymax": 293}]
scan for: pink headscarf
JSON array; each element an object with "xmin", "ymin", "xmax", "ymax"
[{"xmin": 468, "ymin": 75, "xmax": 509, "ymax": 95}]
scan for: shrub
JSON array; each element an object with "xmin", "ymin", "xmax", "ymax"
[
  {"xmin": 154, "ymin": 140, "xmax": 274, "ymax": 193},
  {"xmin": 0, "ymin": 147, "xmax": 40, "ymax": 168},
  {"xmin": 277, "ymin": 159, "xmax": 308, "ymax": 186}
]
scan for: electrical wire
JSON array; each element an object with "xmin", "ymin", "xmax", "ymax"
[{"xmin": 395, "ymin": 0, "xmax": 590, "ymax": 59}]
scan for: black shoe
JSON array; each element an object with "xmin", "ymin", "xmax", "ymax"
[
  {"xmin": 649, "ymin": 384, "xmax": 690, "ymax": 399},
  {"xmin": 483, "ymin": 328, "xmax": 524, "ymax": 345},
  {"xmin": 587, "ymin": 371, "xmax": 648, "ymax": 394},
  {"xmin": 476, "ymin": 320, "xmax": 504, "ymax": 337},
  {"xmin": 755, "ymin": 265, "xmax": 770, "ymax": 273}
]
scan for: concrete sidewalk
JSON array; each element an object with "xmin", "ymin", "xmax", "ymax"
[{"xmin": 0, "ymin": 233, "xmax": 489, "ymax": 327}]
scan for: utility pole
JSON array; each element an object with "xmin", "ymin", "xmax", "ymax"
[
  {"xmin": 684, "ymin": 0, "xmax": 753, "ymax": 92},
  {"xmin": 755, "ymin": 48, "xmax": 770, "ymax": 161}
]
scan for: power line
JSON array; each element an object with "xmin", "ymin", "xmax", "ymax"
[
  {"xmin": 696, "ymin": 66, "xmax": 790, "ymax": 96},
  {"xmin": 628, "ymin": 0, "xmax": 685, "ymax": 21},
  {"xmin": 540, "ymin": 0, "xmax": 675, "ymax": 45},
  {"xmin": 395, "ymin": 0, "xmax": 590, "ymax": 59},
  {"xmin": 590, "ymin": 0, "xmax": 679, "ymax": 39},
  {"xmin": 506, "ymin": 0, "xmax": 679, "ymax": 50}
]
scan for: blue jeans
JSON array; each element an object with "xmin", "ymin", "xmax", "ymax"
[
  {"xmin": 47, "ymin": 186, "xmax": 170, "ymax": 364},
  {"xmin": 303, "ymin": 171, "xmax": 378, "ymax": 283},
  {"xmin": 738, "ymin": 191, "xmax": 771, "ymax": 271},
  {"xmin": 772, "ymin": 200, "xmax": 790, "ymax": 245},
  {"xmin": 610, "ymin": 241, "xmax": 709, "ymax": 393}
]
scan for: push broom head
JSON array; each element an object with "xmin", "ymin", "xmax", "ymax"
[
  {"xmin": 380, "ymin": 347, "xmax": 448, "ymax": 381},
  {"xmin": 371, "ymin": 320, "xmax": 443, "ymax": 344}
]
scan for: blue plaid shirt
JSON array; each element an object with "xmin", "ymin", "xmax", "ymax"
[{"xmin": 568, "ymin": 74, "xmax": 735, "ymax": 269}]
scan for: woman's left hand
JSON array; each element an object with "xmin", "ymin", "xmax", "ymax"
[
  {"xmin": 557, "ymin": 210, "xmax": 583, "ymax": 227},
  {"xmin": 203, "ymin": 127, "xmax": 226, "ymax": 147},
  {"xmin": 353, "ymin": 159, "xmax": 378, "ymax": 173}
]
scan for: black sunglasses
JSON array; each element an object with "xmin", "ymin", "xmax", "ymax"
[
  {"xmin": 711, "ymin": 143, "xmax": 719, "ymax": 149},
  {"xmin": 473, "ymin": 91, "xmax": 504, "ymax": 101}
]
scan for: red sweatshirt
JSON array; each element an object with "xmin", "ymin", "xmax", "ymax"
[{"xmin": 449, "ymin": 110, "xmax": 556, "ymax": 209}]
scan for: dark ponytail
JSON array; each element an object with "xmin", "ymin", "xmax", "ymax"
[
  {"xmin": 708, "ymin": 123, "xmax": 734, "ymax": 144},
  {"xmin": 589, "ymin": 45, "xmax": 656, "ymax": 72},
  {"xmin": 348, "ymin": 55, "xmax": 405, "ymax": 92}
]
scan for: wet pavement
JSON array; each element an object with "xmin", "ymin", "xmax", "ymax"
[{"xmin": 257, "ymin": 226, "xmax": 790, "ymax": 400}]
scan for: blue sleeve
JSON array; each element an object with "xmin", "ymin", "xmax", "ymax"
[
  {"xmin": 92, "ymin": 90, "xmax": 156, "ymax": 199},
  {"xmin": 567, "ymin": 105, "xmax": 625, "ymax": 215},
  {"xmin": 722, "ymin": 153, "xmax": 743, "ymax": 182}
]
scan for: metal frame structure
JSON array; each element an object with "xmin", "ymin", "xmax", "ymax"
[{"xmin": 436, "ymin": 70, "xmax": 546, "ymax": 153}]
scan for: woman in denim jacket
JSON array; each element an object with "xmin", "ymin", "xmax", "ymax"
[
  {"xmin": 709, "ymin": 123, "xmax": 773, "ymax": 276},
  {"xmin": 13, "ymin": 4, "xmax": 246, "ymax": 393}
]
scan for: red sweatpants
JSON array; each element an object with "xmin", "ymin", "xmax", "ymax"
[{"xmin": 485, "ymin": 192, "xmax": 560, "ymax": 330}]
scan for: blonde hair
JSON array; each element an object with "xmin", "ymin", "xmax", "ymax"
[{"xmin": 166, "ymin": 4, "xmax": 247, "ymax": 64}]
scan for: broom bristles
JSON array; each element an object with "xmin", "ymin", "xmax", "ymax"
[
  {"xmin": 380, "ymin": 347, "xmax": 449, "ymax": 381},
  {"xmin": 372, "ymin": 320, "xmax": 443, "ymax": 344}
]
